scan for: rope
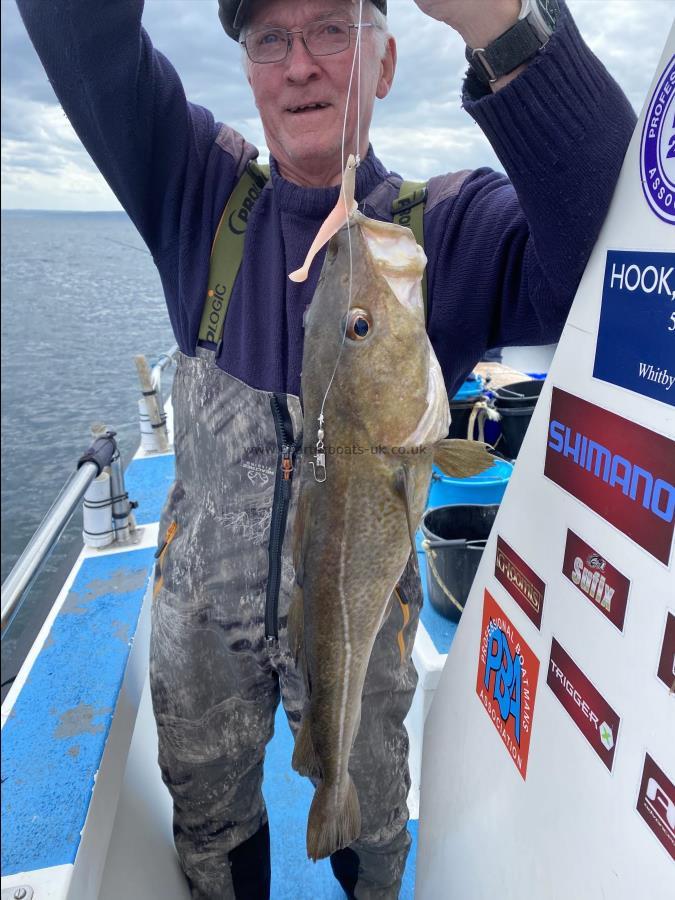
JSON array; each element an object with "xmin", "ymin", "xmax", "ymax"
[
  {"xmin": 467, "ymin": 399, "xmax": 500, "ymax": 442},
  {"xmin": 421, "ymin": 538, "xmax": 464, "ymax": 615}
]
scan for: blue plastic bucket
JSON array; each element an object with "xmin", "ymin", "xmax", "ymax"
[
  {"xmin": 427, "ymin": 455, "xmax": 513, "ymax": 510},
  {"xmin": 452, "ymin": 374, "xmax": 484, "ymax": 402}
]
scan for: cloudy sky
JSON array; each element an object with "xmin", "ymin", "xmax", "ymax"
[{"xmin": 1, "ymin": 0, "xmax": 673, "ymax": 210}]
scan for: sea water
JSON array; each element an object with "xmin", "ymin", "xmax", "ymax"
[{"xmin": 1, "ymin": 210, "xmax": 174, "ymax": 679}]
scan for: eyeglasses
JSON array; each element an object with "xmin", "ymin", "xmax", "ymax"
[{"xmin": 241, "ymin": 19, "xmax": 374, "ymax": 64}]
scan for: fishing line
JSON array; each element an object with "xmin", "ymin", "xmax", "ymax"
[
  {"xmin": 314, "ymin": 0, "xmax": 365, "ymax": 472},
  {"xmin": 104, "ymin": 237, "xmax": 150, "ymax": 255}
]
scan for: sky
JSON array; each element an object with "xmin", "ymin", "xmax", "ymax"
[{"xmin": 1, "ymin": 0, "xmax": 674, "ymax": 210}]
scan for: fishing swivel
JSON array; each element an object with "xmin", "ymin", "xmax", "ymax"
[{"xmin": 309, "ymin": 413, "xmax": 327, "ymax": 483}]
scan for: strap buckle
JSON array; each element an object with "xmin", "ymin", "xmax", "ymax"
[{"xmin": 470, "ymin": 48, "xmax": 498, "ymax": 84}]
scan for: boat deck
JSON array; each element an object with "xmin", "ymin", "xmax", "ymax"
[{"xmin": 2, "ymin": 440, "xmax": 438, "ymax": 899}]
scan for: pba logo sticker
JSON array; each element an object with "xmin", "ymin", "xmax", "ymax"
[
  {"xmin": 562, "ymin": 530, "xmax": 630, "ymax": 632},
  {"xmin": 640, "ymin": 55, "xmax": 675, "ymax": 225},
  {"xmin": 545, "ymin": 388, "xmax": 675, "ymax": 565},
  {"xmin": 656, "ymin": 611, "xmax": 675, "ymax": 692},
  {"xmin": 494, "ymin": 536, "xmax": 546, "ymax": 629},
  {"xmin": 476, "ymin": 590, "xmax": 540, "ymax": 780},
  {"xmin": 636, "ymin": 753, "xmax": 675, "ymax": 861},
  {"xmin": 547, "ymin": 637, "xmax": 620, "ymax": 772}
]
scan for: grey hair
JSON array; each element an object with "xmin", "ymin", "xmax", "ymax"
[{"xmin": 240, "ymin": 1, "xmax": 390, "ymax": 72}]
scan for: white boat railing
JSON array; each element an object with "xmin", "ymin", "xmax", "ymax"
[
  {"xmin": 0, "ymin": 344, "xmax": 179, "ymax": 636},
  {"xmin": 0, "ymin": 432, "xmax": 118, "ymax": 634},
  {"xmin": 150, "ymin": 344, "xmax": 178, "ymax": 391}
]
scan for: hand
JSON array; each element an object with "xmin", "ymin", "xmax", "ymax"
[{"xmin": 413, "ymin": 0, "xmax": 522, "ymax": 48}]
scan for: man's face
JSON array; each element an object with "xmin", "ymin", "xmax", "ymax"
[{"xmin": 244, "ymin": 0, "xmax": 396, "ymax": 185}]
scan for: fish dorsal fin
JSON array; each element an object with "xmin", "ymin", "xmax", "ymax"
[
  {"xmin": 288, "ymin": 154, "xmax": 358, "ymax": 283},
  {"xmin": 433, "ymin": 439, "xmax": 494, "ymax": 478}
]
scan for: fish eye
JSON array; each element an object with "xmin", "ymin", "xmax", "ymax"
[{"xmin": 344, "ymin": 309, "xmax": 372, "ymax": 341}]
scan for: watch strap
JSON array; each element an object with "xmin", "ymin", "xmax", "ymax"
[{"xmin": 466, "ymin": 17, "xmax": 545, "ymax": 85}]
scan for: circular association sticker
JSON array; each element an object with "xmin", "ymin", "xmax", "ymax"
[{"xmin": 640, "ymin": 55, "xmax": 675, "ymax": 225}]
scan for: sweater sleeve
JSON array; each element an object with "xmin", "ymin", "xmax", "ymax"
[
  {"xmin": 425, "ymin": 3, "xmax": 637, "ymax": 395},
  {"xmin": 15, "ymin": 0, "xmax": 233, "ymax": 258}
]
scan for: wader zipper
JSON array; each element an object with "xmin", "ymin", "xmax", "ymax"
[{"xmin": 266, "ymin": 394, "xmax": 298, "ymax": 646}]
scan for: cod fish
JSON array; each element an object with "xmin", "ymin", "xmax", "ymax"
[{"xmin": 288, "ymin": 157, "xmax": 492, "ymax": 861}]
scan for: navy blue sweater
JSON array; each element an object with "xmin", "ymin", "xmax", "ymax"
[{"xmin": 17, "ymin": 0, "xmax": 636, "ymax": 397}]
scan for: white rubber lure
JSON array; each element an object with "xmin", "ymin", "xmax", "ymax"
[{"xmin": 288, "ymin": 155, "xmax": 358, "ymax": 283}]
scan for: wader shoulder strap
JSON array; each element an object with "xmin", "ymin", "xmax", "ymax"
[
  {"xmin": 392, "ymin": 180, "xmax": 428, "ymax": 322},
  {"xmin": 198, "ymin": 161, "xmax": 270, "ymax": 346}
]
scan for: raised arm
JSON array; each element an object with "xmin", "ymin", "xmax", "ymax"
[
  {"xmin": 15, "ymin": 0, "xmax": 228, "ymax": 256},
  {"xmin": 415, "ymin": 1, "xmax": 637, "ymax": 392}
]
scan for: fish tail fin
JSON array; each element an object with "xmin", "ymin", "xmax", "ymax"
[
  {"xmin": 434, "ymin": 439, "xmax": 493, "ymax": 478},
  {"xmin": 307, "ymin": 778, "xmax": 361, "ymax": 861},
  {"xmin": 292, "ymin": 717, "xmax": 321, "ymax": 779}
]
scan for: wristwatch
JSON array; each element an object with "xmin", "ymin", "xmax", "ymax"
[{"xmin": 465, "ymin": 0, "xmax": 560, "ymax": 85}]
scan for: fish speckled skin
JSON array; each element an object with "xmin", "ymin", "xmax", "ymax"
[{"xmin": 289, "ymin": 211, "xmax": 488, "ymax": 861}]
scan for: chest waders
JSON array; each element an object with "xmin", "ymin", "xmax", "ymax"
[{"xmin": 149, "ymin": 163, "xmax": 428, "ymax": 900}]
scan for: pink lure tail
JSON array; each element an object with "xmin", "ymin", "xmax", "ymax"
[{"xmin": 289, "ymin": 155, "xmax": 358, "ymax": 283}]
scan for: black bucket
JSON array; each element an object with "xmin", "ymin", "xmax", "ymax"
[
  {"xmin": 421, "ymin": 504, "xmax": 499, "ymax": 622},
  {"xmin": 494, "ymin": 379, "xmax": 544, "ymax": 459},
  {"xmin": 494, "ymin": 379, "xmax": 543, "ymax": 408},
  {"xmin": 448, "ymin": 399, "xmax": 481, "ymax": 439}
]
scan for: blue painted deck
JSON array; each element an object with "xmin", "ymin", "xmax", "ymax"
[
  {"xmin": 1, "ymin": 547, "xmax": 155, "ymax": 876},
  {"xmin": 124, "ymin": 452, "xmax": 175, "ymax": 525}
]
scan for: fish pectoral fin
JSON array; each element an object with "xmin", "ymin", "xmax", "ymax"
[
  {"xmin": 289, "ymin": 492, "xmax": 310, "ymax": 663},
  {"xmin": 292, "ymin": 717, "xmax": 321, "ymax": 779},
  {"xmin": 292, "ymin": 490, "xmax": 309, "ymax": 579},
  {"xmin": 287, "ymin": 582, "xmax": 304, "ymax": 663},
  {"xmin": 433, "ymin": 439, "xmax": 494, "ymax": 478},
  {"xmin": 288, "ymin": 155, "xmax": 358, "ymax": 283},
  {"xmin": 394, "ymin": 465, "xmax": 421, "ymax": 564}
]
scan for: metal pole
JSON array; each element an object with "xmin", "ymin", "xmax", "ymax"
[
  {"xmin": 109, "ymin": 450, "xmax": 130, "ymax": 542},
  {"xmin": 147, "ymin": 345, "xmax": 177, "ymax": 449},
  {"xmin": 135, "ymin": 356, "xmax": 169, "ymax": 453},
  {"xmin": 151, "ymin": 344, "xmax": 178, "ymax": 391},
  {"xmin": 1, "ymin": 431, "xmax": 118, "ymax": 634},
  {"xmin": 1, "ymin": 462, "xmax": 98, "ymax": 632}
]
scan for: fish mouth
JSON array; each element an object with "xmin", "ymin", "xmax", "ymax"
[{"xmin": 287, "ymin": 102, "xmax": 331, "ymax": 114}]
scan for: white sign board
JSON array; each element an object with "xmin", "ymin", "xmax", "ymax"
[{"xmin": 417, "ymin": 28, "xmax": 675, "ymax": 900}]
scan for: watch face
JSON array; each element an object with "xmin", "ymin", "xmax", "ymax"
[{"xmin": 538, "ymin": 0, "xmax": 560, "ymax": 31}]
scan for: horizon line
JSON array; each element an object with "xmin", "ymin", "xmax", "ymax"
[{"xmin": 1, "ymin": 207, "xmax": 126, "ymax": 214}]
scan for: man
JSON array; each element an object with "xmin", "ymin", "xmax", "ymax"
[{"xmin": 17, "ymin": 0, "xmax": 635, "ymax": 897}]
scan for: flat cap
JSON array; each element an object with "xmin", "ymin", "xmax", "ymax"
[{"xmin": 218, "ymin": 0, "xmax": 387, "ymax": 41}]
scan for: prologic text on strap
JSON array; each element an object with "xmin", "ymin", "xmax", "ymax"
[
  {"xmin": 198, "ymin": 165, "xmax": 428, "ymax": 349},
  {"xmin": 198, "ymin": 160, "xmax": 270, "ymax": 348},
  {"xmin": 393, "ymin": 180, "xmax": 428, "ymax": 321}
]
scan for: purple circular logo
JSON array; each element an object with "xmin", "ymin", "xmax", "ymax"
[{"xmin": 640, "ymin": 55, "xmax": 675, "ymax": 225}]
